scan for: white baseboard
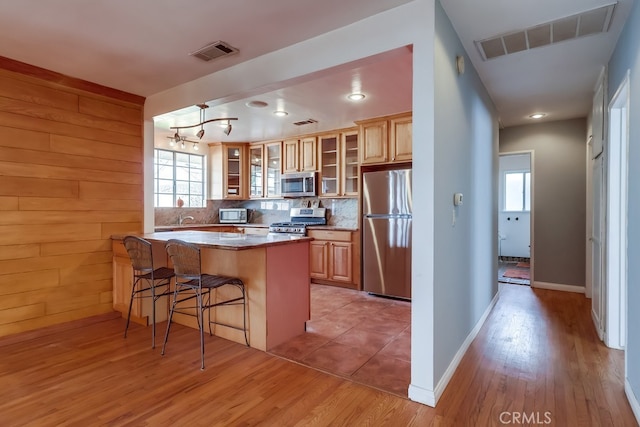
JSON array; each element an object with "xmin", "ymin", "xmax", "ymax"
[
  {"xmin": 408, "ymin": 384, "xmax": 436, "ymax": 407},
  {"xmin": 532, "ymin": 281, "xmax": 585, "ymax": 294},
  {"xmin": 626, "ymin": 379, "xmax": 640, "ymax": 425},
  {"xmin": 422, "ymin": 290, "xmax": 500, "ymax": 406}
]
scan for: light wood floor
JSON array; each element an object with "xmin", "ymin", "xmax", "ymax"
[{"xmin": 0, "ymin": 284, "xmax": 636, "ymax": 426}]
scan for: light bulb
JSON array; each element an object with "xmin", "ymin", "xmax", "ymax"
[{"xmin": 193, "ymin": 143, "xmax": 199, "ymax": 151}]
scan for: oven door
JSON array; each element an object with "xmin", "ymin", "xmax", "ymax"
[{"xmin": 281, "ymin": 172, "xmax": 316, "ymax": 197}]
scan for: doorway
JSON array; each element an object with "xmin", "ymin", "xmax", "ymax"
[{"xmin": 498, "ymin": 152, "xmax": 533, "ymax": 285}]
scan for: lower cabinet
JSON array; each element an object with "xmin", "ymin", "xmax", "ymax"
[{"xmin": 307, "ymin": 229, "xmax": 359, "ymax": 289}]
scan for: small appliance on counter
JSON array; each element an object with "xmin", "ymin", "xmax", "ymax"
[
  {"xmin": 268, "ymin": 207, "xmax": 326, "ymax": 236},
  {"xmin": 218, "ymin": 208, "xmax": 248, "ymax": 224}
]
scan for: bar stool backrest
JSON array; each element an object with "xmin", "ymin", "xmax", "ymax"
[
  {"xmin": 123, "ymin": 236, "xmax": 154, "ymax": 274},
  {"xmin": 165, "ymin": 239, "xmax": 202, "ymax": 282}
]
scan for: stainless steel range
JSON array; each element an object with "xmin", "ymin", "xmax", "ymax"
[{"xmin": 268, "ymin": 208, "xmax": 326, "ymax": 236}]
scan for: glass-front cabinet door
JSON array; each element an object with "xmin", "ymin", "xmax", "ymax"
[
  {"xmin": 265, "ymin": 142, "xmax": 282, "ymax": 197},
  {"xmin": 341, "ymin": 130, "xmax": 359, "ymax": 196},
  {"xmin": 225, "ymin": 145, "xmax": 243, "ymax": 198},
  {"xmin": 319, "ymin": 134, "xmax": 339, "ymax": 197},
  {"xmin": 249, "ymin": 145, "xmax": 263, "ymax": 198}
]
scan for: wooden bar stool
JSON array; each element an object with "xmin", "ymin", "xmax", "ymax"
[
  {"xmin": 122, "ymin": 236, "xmax": 174, "ymax": 348},
  {"xmin": 161, "ymin": 239, "xmax": 249, "ymax": 370}
]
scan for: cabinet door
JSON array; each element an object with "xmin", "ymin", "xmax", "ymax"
[
  {"xmin": 341, "ymin": 131, "xmax": 359, "ymax": 196},
  {"xmin": 265, "ymin": 142, "xmax": 282, "ymax": 197},
  {"xmin": 300, "ymin": 137, "xmax": 317, "ymax": 171},
  {"xmin": 283, "ymin": 139, "xmax": 299, "ymax": 173},
  {"xmin": 318, "ymin": 134, "xmax": 339, "ymax": 197},
  {"xmin": 310, "ymin": 240, "xmax": 329, "ymax": 279},
  {"xmin": 225, "ymin": 145, "xmax": 244, "ymax": 198},
  {"xmin": 359, "ymin": 120, "xmax": 388, "ymax": 164},
  {"xmin": 249, "ymin": 145, "xmax": 264, "ymax": 198},
  {"xmin": 329, "ymin": 242, "xmax": 353, "ymax": 283},
  {"xmin": 113, "ymin": 253, "xmax": 134, "ymax": 315},
  {"xmin": 390, "ymin": 116, "xmax": 412, "ymax": 162}
]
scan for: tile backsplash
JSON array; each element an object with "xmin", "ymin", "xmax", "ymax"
[{"xmin": 155, "ymin": 198, "xmax": 358, "ymax": 229}]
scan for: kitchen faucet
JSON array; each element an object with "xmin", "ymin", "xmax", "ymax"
[{"xmin": 178, "ymin": 214, "xmax": 195, "ymax": 225}]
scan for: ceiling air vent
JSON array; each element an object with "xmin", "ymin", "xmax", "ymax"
[
  {"xmin": 190, "ymin": 41, "xmax": 239, "ymax": 62},
  {"xmin": 293, "ymin": 119, "xmax": 318, "ymax": 126},
  {"xmin": 475, "ymin": 2, "xmax": 616, "ymax": 61}
]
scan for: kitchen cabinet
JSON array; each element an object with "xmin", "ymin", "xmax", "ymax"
[
  {"xmin": 318, "ymin": 130, "xmax": 358, "ymax": 197},
  {"xmin": 300, "ymin": 137, "xmax": 317, "ymax": 171},
  {"xmin": 390, "ymin": 115, "xmax": 413, "ymax": 163},
  {"xmin": 284, "ymin": 137, "xmax": 317, "ymax": 173},
  {"xmin": 265, "ymin": 142, "xmax": 282, "ymax": 197},
  {"xmin": 307, "ymin": 229, "xmax": 359, "ymax": 289},
  {"xmin": 249, "ymin": 145, "xmax": 264, "ymax": 198},
  {"xmin": 358, "ymin": 113, "xmax": 412, "ymax": 165},
  {"xmin": 209, "ymin": 143, "xmax": 247, "ymax": 199},
  {"xmin": 341, "ymin": 130, "xmax": 359, "ymax": 196}
]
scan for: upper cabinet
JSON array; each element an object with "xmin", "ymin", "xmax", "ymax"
[
  {"xmin": 318, "ymin": 129, "xmax": 358, "ymax": 197},
  {"xmin": 300, "ymin": 137, "xmax": 317, "ymax": 172},
  {"xmin": 341, "ymin": 130, "xmax": 359, "ymax": 196},
  {"xmin": 283, "ymin": 137, "xmax": 317, "ymax": 173},
  {"xmin": 283, "ymin": 139, "xmax": 299, "ymax": 173},
  {"xmin": 209, "ymin": 143, "xmax": 247, "ymax": 200},
  {"xmin": 249, "ymin": 145, "xmax": 264, "ymax": 198},
  {"xmin": 265, "ymin": 142, "xmax": 282, "ymax": 198},
  {"xmin": 358, "ymin": 113, "xmax": 412, "ymax": 165}
]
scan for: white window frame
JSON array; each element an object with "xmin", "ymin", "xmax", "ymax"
[
  {"xmin": 502, "ymin": 170, "xmax": 530, "ymax": 213},
  {"xmin": 154, "ymin": 149, "xmax": 206, "ymax": 207}
]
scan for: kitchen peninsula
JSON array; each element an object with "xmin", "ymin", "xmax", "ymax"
[{"xmin": 112, "ymin": 230, "xmax": 311, "ymax": 351}]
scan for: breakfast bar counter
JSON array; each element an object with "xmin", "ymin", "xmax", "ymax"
[{"xmin": 112, "ymin": 231, "xmax": 311, "ymax": 351}]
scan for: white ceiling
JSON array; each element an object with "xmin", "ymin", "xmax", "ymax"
[{"xmin": 0, "ymin": 0, "xmax": 631, "ymax": 142}]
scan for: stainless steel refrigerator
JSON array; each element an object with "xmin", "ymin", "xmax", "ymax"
[{"xmin": 362, "ymin": 168, "xmax": 412, "ymax": 299}]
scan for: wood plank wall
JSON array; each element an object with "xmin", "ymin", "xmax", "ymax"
[{"xmin": 0, "ymin": 58, "xmax": 145, "ymax": 337}]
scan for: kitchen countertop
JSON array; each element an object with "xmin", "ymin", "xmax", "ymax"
[
  {"xmin": 154, "ymin": 223, "xmax": 358, "ymax": 232},
  {"xmin": 112, "ymin": 230, "xmax": 311, "ymax": 250},
  {"xmin": 154, "ymin": 223, "xmax": 269, "ymax": 231}
]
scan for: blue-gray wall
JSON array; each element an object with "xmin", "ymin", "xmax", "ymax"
[
  {"xmin": 608, "ymin": 0, "xmax": 640, "ymax": 407},
  {"xmin": 433, "ymin": 0, "xmax": 499, "ymax": 384}
]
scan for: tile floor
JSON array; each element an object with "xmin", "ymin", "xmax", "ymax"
[{"xmin": 269, "ymin": 284, "xmax": 411, "ymax": 397}]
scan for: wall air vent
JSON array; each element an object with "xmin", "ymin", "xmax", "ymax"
[
  {"xmin": 293, "ymin": 119, "xmax": 318, "ymax": 126},
  {"xmin": 475, "ymin": 3, "xmax": 616, "ymax": 61},
  {"xmin": 190, "ymin": 41, "xmax": 239, "ymax": 62}
]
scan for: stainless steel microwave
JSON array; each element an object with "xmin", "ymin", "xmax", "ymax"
[
  {"xmin": 280, "ymin": 172, "xmax": 317, "ymax": 197},
  {"xmin": 218, "ymin": 208, "xmax": 247, "ymax": 223}
]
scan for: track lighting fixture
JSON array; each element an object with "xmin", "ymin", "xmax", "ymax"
[
  {"xmin": 169, "ymin": 103, "xmax": 238, "ymax": 139},
  {"xmin": 166, "ymin": 135, "xmax": 200, "ymax": 151}
]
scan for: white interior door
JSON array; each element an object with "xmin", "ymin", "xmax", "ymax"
[
  {"xmin": 605, "ymin": 73, "xmax": 629, "ymax": 349},
  {"xmin": 591, "ymin": 154, "xmax": 605, "ymax": 339}
]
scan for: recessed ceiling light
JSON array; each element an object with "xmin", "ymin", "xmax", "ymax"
[
  {"xmin": 274, "ymin": 110, "xmax": 288, "ymax": 117},
  {"xmin": 529, "ymin": 113, "xmax": 546, "ymax": 119},
  {"xmin": 246, "ymin": 100, "xmax": 268, "ymax": 108},
  {"xmin": 347, "ymin": 93, "xmax": 366, "ymax": 101}
]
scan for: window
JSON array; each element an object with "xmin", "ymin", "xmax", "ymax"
[
  {"xmin": 154, "ymin": 149, "xmax": 205, "ymax": 207},
  {"xmin": 504, "ymin": 171, "xmax": 530, "ymax": 212}
]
